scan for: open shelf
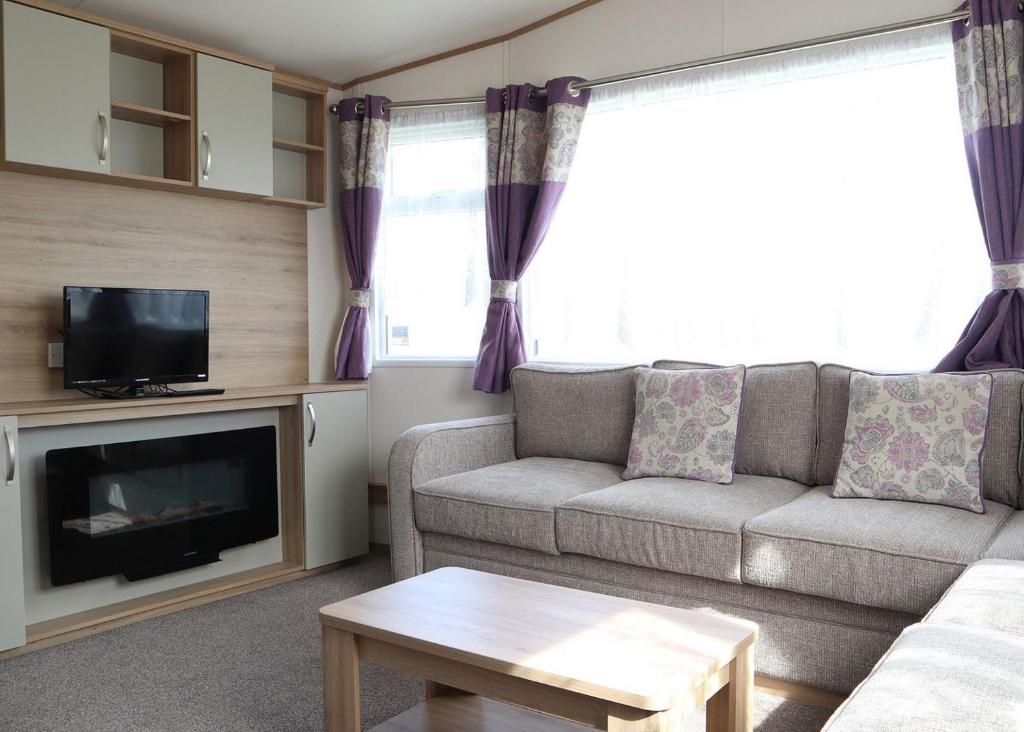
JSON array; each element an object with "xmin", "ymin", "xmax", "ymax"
[
  {"xmin": 271, "ymin": 72, "xmax": 327, "ymax": 206},
  {"xmin": 112, "ymin": 101, "xmax": 191, "ymax": 127},
  {"xmin": 273, "ymin": 137, "xmax": 324, "ymax": 154},
  {"xmin": 263, "ymin": 195, "xmax": 327, "ymax": 210},
  {"xmin": 109, "ymin": 31, "xmax": 194, "ymax": 184}
]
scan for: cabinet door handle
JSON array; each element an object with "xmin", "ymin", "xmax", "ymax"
[
  {"xmin": 98, "ymin": 111, "xmax": 109, "ymax": 166},
  {"xmin": 201, "ymin": 131, "xmax": 212, "ymax": 180},
  {"xmin": 3, "ymin": 427, "xmax": 15, "ymax": 485},
  {"xmin": 306, "ymin": 403, "xmax": 317, "ymax": 447}
]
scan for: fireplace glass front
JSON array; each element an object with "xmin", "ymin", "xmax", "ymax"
[{"xmin": 46, "ymin": 426, "xmax": 278, "ymax": 585}]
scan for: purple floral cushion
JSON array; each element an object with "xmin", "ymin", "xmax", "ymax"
[
  {"xmin": 623, "ymin": 366, "xmax": 745, "ymax": 484},
  {"xmin": 833, "ymin": 372, "xmax": 993, "ymax": 513}
]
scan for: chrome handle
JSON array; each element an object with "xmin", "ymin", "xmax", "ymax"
[
  {"xmin": 3, "ymin": 427, "xmax": 15, "ymax": 485},
  {"xmin": 306, "ymin": 403, "xmax": 317, "ymax": 447},
  {"xmin": 98, "ymin": 111, "xmax": 109, "ymax": 166},
  {"xmin": 201, "ymin": 131, "xmax": 212, "ymax": 180}
]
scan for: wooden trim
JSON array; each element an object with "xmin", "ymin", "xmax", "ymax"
[
  {"xmin": 279, "ymin": 402, "xmax": 307, "ymax": 566},
  {"xmin": 755, "ymin": 675, "xmax": 845, "ymax": 710},
  {"xmin": 0, "ymin": 383, "xmax": 366, "ymax": 421},
  {"xmin": 336, "ymin": 0, "xmax": 606, "ymax": 90},
  {"xmin": 273, "ymin": 70, "xmax": 330, "ymax": 97},
  {"xmin": 9, "ymin": 0, "xmax": 274, "ymax": 70}
]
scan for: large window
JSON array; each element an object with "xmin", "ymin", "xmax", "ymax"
[
  {"xmin": 522, "ymin": 26, "xmax": 989, "ymax": 370},
  {"xmin": 374, "ymin": 105, "xmax": 488, "ymax": 361}
]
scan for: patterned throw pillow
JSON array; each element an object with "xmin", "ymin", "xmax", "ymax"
[
  {"xmin": 833, "ymin": 371, "xmax": 993, "ymax": 513},
  {"xmin": 623, "ymin": 366, "xmax": 745, "ymax": 484}
]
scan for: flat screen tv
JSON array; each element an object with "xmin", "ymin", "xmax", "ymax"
[{"xmin": 63, "ymin": 286, "xmax": 209, "ymax": 391}]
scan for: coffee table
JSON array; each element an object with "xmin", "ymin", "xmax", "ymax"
[{"xmin": 320, "ymin": 567, "xmax": 757, "ymax": 731}]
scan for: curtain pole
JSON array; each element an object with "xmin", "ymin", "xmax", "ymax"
[{"xmin": 330, "ymin": 8, "xmax": 970, "ymax": 115}]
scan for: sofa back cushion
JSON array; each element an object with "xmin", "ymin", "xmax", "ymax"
[
  {"xmin": 816, "ymin": 364, "xmax": 1023, "ymax": 508},
  {"xmin": 512, "ymin": 364, "xmax": 643, "ymax": 465},
  {"xmin": 653, "ymin": 360, "xmax": 818, "ymax": 485}
]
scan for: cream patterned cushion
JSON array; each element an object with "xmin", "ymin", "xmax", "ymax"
[
  {"xmin": 833, "ymin": 372, "xmax": 993, "ymax": 513},
  {"xmin": 623, "ymin": 366, "xmax": 745, "ymax": 484}
]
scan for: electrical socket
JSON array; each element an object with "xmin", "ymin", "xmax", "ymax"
[{"xmin": 48, "ymin": 342, "xmax": 63, "ymax": 368}]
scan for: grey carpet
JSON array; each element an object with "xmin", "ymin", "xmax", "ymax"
[{"xmin": 0, "ymin": 548, "xmax": 835, "ymax": 731}]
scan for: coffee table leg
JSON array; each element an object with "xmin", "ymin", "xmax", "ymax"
[
  {"xmin": 323, "ymin": 626, "xmax": 360, "ymax": 732},
  {"xmin": 608, "ymin": 702, "xmax": 683, "ymax": 731},
  {"xmin": 705, "ymin": 645, "xmax": 754, "ymax": 732}
]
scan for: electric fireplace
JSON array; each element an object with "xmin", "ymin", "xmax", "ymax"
[{"xmin": 46, "ymin": 427, "xmax": 278, "ymax": 585}]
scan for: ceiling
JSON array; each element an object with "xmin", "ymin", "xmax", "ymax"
[{"xmin": 57, "ymin": 0, "xmax": 584, "ymax": 84}]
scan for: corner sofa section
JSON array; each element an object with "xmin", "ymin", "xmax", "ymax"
[{"xmin": 388, "ymin": 361, "xmax": 1024, "ymax": 696}]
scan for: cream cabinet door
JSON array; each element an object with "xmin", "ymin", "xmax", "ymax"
[
  {"xmin": 302, "ymin": 392, "xmax": 369, "ymax": 569},
  {"xmin": 196, "ymin": 54, "xmax": 273, "ymax": 196},
  {"xmin": 2, "ymin": 1, "xmax": 110, "ymax": 173},
  {"xmin": 0, "ymin": 417, "xmax": 25, "ymax": 652}
]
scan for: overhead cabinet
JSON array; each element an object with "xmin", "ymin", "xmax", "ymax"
[
  {"xmin": 2, "ymin": 1, "xmax": 110, "ymax": 174},
  {"xmin": 196, "ymin": 54, "xmax": 273, "ymax": 197},
  {"xmin": 0, "ymin": 1, "xmax": 324, "ymax": 207}
]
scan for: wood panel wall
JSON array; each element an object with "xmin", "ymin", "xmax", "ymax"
[{"xmin": 0, "ymin": 171, "xmax": 309, "ymax": 402}]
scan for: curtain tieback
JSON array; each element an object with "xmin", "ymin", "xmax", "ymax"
[
  {"xmin": 350, "ymin": 289, "xmax": 371, "ymax": 308},
  {"xmin": 992, "ymin": 264, "xmax": 1024, "ymax": 290},
  {"xmin": 491, "ymin": 280, "xmax": 518, "ymax": 301}
]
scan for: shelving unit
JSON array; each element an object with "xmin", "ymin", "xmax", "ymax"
[
  {"xmin": 269, "ymin": 72, "xmax": 327, "ymax": 209},
  {"xmin": 108, "ymin": 31, "xmax": 194, "ymax": 185}
]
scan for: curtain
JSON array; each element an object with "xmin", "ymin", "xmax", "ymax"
[
  {"xmin": 936, "ymin": 1, "xmax": 1024, "ymax": 371},
  {"xmin": 472, "ymin": 77, "xmax": 591, "ymax": 393},
  {"xmin": 335, "ymin": 95, "xmax": 391, "ymax": 380}
]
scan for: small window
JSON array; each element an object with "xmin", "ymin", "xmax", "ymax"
[{"xmin": 374, "ymin": 105, "xmax": 489, "ymax": 361}]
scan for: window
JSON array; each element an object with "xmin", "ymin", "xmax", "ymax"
[
  {"xmin": 523, "ymin": 25, "xmax": 989, "ymax": 370},
  {"xmin": 374, "ymin": 105, "xmax": 488, "ymax": 361}
]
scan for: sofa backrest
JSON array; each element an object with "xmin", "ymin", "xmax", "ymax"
[
  {"xmin": 654, "ymin": 360, "xmax": 818, "ymax": 485},
  {"xmin": 816, "ymin": 364, "xmax": 1024, "ymax": 508},
  {"xmin": 511, "ymin": 364, "xmax": 643, "ymax": 465}
]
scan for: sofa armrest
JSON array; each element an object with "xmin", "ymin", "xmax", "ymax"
[{"xmin": 387, "ymin": 414, "xmax": 516, "ymax": 581}]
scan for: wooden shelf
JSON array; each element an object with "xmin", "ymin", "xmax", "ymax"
[
  {"xmin": 273, "ymin": 137, "xmax": 324, "ymax": 154},
  {"xmin": 111, "ymin": 100, "xmax": 191, "ymax": 127},
  {"xmin": 110, "ymin": 170, "xmax": 193, "ymax": 187},
  {"xmin": 373, "ymin": 696, "xmax": 591, "ymax": 732},
  {"xmin": 263, "ymin": 195, "xmax": 326, "ymax": 210}
]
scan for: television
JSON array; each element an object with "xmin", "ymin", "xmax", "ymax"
[{"xmin": 63, "ymin": 286, "xmax": 209, "ymax": 392}]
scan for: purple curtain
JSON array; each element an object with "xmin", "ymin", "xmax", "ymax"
[
  {"xmin": 335, "ymin": 95, "xmax": 391, "ymax": 380},
  {"xmin": 936, "ymin": 1, "xmax": 1024, "ymax": 371},
  {"xmin": 472, "ymin": 77, "xmax": 591, "ymax": 393}
]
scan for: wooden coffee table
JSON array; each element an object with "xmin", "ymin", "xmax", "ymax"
[{"xmin": 320, "ymin": 568, "xmax": 757, "ymax": 731}]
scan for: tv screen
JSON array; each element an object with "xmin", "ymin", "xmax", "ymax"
[{"xmin": 63, "ymin": 286, "xmax": 209, "ymax": 389}]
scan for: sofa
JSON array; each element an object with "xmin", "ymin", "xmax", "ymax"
[{"xmin": 387, "ymin": 360, "xmax": 1024, "ymax": 704}]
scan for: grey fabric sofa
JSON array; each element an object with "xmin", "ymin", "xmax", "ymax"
[
  {"xmin": 823, "ymin": 559, "xmax": 1024, "ymax": 730},
  {"xmin": 388, "ymin": 361, "xmax": 1024, "ymax": 697}
]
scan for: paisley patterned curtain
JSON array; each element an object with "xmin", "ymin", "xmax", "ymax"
[
  {"xmin": 472, "ymin": 77, "xmax": 591, "ymax": 393},
  {"xmin": 335, "ymin": 95, "xmax": 391, "ymax": 380},
  {"xmin": 936, "ymin": 1, "xmax": 1024, "ymax": 370}
]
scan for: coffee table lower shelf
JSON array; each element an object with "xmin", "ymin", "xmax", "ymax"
[{"xmin": 371, "ymin": 695, "xmax": 591, "ymax": 731}]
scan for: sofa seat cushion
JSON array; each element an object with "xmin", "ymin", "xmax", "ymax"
[
  {"xmin": 925, "ymin": 559, "xmax": 1024, "ymax": 637},
  {"xmin": 983, "ymin": 509, "xmax": 1024, "ymax": 560},
  {"xmin": 555, "ymin": 475, "xmax": 808, "ymax": 583},
  {"xmin": 742, "ymin": 487, "xmax": 1012, "ymax": 614},
  {"xmin": 823, "ymin": 623, "xmax": 1024, "ymax": 732},
  {"xmin": 413, "ymin": 458, "xmax": 623, "ymax": 554}
]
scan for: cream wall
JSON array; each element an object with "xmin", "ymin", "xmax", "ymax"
[{"xmin": 309, "ymin": 0, "xmax": 958, "ymax": 537}]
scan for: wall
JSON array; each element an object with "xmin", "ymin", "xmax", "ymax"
[
  {"xmin": 0, "ymin": 171, "xmax": 308, "ymax": 403},
  {"xmin": 306, "ymin": 0, "xmax": 960, "ymax": 534}
]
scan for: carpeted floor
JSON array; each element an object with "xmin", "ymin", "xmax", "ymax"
[{"xmin": 0, "ymin": 549, "xmax": 835, "ymax": 731}]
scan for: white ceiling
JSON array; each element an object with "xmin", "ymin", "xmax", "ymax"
[{"xmin": 58, "ymin": 0, "xmax": 582, "ymax": 84}]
